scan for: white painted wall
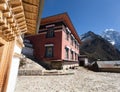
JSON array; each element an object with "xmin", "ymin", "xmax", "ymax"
[
  {"xmin": 6, "ymin": 57, "xmax": 20, "ymax": 92},
  {"xmin": 22, "ymin": 47, "xmax": 33, "ymax": 56},
  {"xmin": 6, "ymin": 44, "xmax": 22, "ymax": 92},
  {"xmin": 85, "ymin": 58, "xmax": 88, "ymax": 66},
  {"xmin": 14, "ymin": 44, "xmax": 22, "ymax": 54}
]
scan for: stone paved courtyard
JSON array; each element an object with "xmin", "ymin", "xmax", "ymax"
[{"xmin": 15, "ymin": 67, "xmax": 120, "ymax": 92}]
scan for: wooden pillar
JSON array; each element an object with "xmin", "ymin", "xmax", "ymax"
[
  {"xmin": 6, "ymin": 36, "xmax": 23, "ymax": 92},
  {"xmin": 0, "ymin": 44, "xmax": 4, "ymax": 62},
  {"xmin": 0, "ymin": 38, "xmax": 7, "ymax": 92},
  {"xmin": 0, "ymin": 39, "xmax": 15, "ymax": 92}
]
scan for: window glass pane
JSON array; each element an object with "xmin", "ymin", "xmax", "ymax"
[
  {"xmin": 46, "ymin": 27, "xmax": 54, "ymax": 38},
  {"xmin": 71, "ymin": 51, "xmax": 73, "ymax": 60},
  {"xmin": 66, "ymin": 31, "xmax": 69, "ymax": 40},
  {"xmin": 45, "ymin": 46, "xmax": 53, "ymax": 57},
  {"xmin": 65, "ymin": 48, "xmax": 69, "ymax": 59},
  {"xmin": 71, "ymin": 36, "xmax": 73, "ymax": 45}
]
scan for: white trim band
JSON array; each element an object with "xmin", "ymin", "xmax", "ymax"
[
  {"xmin": 46, "ymin": 24, "xmax": 55, "ymax": 28},
  {"xmin": 66, "ymin": 27, "xmax": 71, "ymax": 33},
  {"xmin": 71, "ymin": 48, "xmax": 75, "ymax": 52},
  {"xmin": 65, "ymin": 46, "xmax": 71, "ymax": 49},
  {"xmin": 45, "ymin": 44, "xmax": 54, "ymax": 47},
  {"xmin": 71, "ymin": 34, "xmax": 75, "ymax": 39}
]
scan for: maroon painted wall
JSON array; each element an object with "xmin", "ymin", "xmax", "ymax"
[{"xmin": 26, "ymin": 30, "xmax": 62, "ymax": 61}]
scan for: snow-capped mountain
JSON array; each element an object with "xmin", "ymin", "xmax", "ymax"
[
  {"xmin": 102, "ymin": 29, "xmax": 120, "ymax": 51},
  {"xmin": 80, "ymin": 31, "xmax": 120, "ymax": 61}
]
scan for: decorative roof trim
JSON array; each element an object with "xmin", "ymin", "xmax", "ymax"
[{"xmin": 40, "ymin": 13, "xmax": 81, "ymax": 44}]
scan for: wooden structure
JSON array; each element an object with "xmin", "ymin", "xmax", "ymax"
[{"xmin": 0, "ymin": 0, "xmax": 44, "ymax": 92}]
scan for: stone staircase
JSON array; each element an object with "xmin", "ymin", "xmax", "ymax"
[
  {"xmin": 20, "ymin": 39, "xmax": 76, "ymax": 76},
  {"xmin": 22, "ymin": 38, "xmax": 51, "ymax": 69},
  {"xmin": 19, "ymin": 56, "xmax": 75, "ymax": 76},
  {"xmin": 43, "ymin": 70, "xmax": 75, "ymax": 76},
  {"xmin": 19, "ymin": 57, "xmax": 46, "ymax": 76}
]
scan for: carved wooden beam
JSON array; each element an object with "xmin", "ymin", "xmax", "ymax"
[
  {"xmin": 0, "ymin": 3, "xmax": 8, "ymax": 10},
  {"xmin": 27, "ymin": 23, "xmax": 36, "ymax": 28},
  {"xmin": 17, "ymin": 21, "xmax": 26, "ymax": 27},
  {"xmin": 0, "ymin": 11, "xmax": 4, "ymax": 24},
  {"xmin": 8, "ymin": 0, "xmax": 22, "ymax": 6},
  {"xmin": 23, "ymin": 2, "xmax": 38, "ymax": 13},
  {"xmin": 3, "ymin": 11, "xmax": 11, "ymax": 17},
  {"xmin": 17, "ymin": 17, "xmax": 25, "ymax": 23},
  {"xmin": 0, "ymin": 0, "xmax": 42, "ymax": 41},
  {"xmin": 21, "ymin": 28, "xmax": 27, "ymax": 33},
  {"xmin": 27, "ymin": 26, "xmax": 35, "ymax": 31},
  {"xmin": 7, "ymin": 17, "xmax": 14, "ymax": 23},
  {"xmin": 10, "ymin": 23, "xmax": 16, "ymax": 27},
  {"xmin": 12, "ymin": 5, "xmax": 23, "ymax": 12},
  {"xmin": 14, "ymin": 12, "xmax": 24, "ymax": 19},
  {"xmin": 19, "ymin": 25, "xmax": 26, "ymax": 29},
  {"xmin": 26, "ymin": 18, "xmax": 36, "ymax": 24}
]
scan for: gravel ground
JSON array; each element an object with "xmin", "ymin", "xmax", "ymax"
[{"xmin": 15, "ymin": 67, "xmax": 120, "ymax": 92}]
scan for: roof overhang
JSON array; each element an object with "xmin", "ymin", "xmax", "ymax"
[
  {"xmin": 41, "ymin": 13, "xmax": 81, "ymax": 44},
  {"xmin": 0, "ymin": 0, "xmax": 44, "ymax": 41}
]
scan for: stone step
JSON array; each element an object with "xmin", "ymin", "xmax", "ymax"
[
  {"xmin": 18, "ymin": 70, "xmax": 42, "ymax": 76},
  {"xmin": 18, "ymin": 69, "xmax": 74, "ymax": 76},
  {"xmin": 42, "ymin": 70, "xmax": 75, "ymax": 76},
  {"xmin": 19, "ymin": 57, "xmax": 46, "ymax": 72}
]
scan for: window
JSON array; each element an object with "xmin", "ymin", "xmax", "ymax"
[
  {"xmin": 78, "ymin": 44, "xmax": 79, "ymax": 50},
  {"xmin": 66, "ymin": 32, "xmax": 69, "ymax": 40},
  {"xmin": 65, "ymin": 47, "xmax": 69, "ymax": 59},
  {"xmin": 46, "ymin": 27, "xmax": 54, "ymax": 38},
  {"xmin": 71, "ymin": 36, "xmax": 73, "ymax": 45},
  {"xmin": 45, "ymin": 46, "xmax": 54, "ymax": 58},
  {"xmin": 75, "ymin": 41, "xmax": 76, "ymax": 48},
  {"xmin": 71, "ymin": 50, "xmax": 74, "ymax": 60},
  {"xmin": 71, "ymin": 35, "xmax": 75, "ymax": 46},
  {"xmin": 76, "ymin": 43, "xmax": 79, "ymax": 50},
  {"xmin": 75, "ymin": 53, "xmax": 77, "ymax": 60},
  {"xmin": 66, "ymin": 28, "xmax": 70, "ymax": 41},
  {"xmin": 73, "ymin": 40, "xmax": 75, "ymax": 47}
]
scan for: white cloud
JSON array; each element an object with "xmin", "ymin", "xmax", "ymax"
[{"xmin": 105, "ymin": 28, "xmax": 115, "ymax": 32}]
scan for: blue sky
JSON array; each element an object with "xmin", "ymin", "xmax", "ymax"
[{"xmin": 42, "ymin": 0, "xmax": 120, "ymax": 35}]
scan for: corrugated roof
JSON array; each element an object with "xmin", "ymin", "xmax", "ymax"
[{"xmin": 96, "ymin": 61, "xmax": 120, "ymax": 68}]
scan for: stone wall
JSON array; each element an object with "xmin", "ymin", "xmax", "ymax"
[{"xmin": 18, "ymin": 70, "xmax": 42, "ymax": 76}]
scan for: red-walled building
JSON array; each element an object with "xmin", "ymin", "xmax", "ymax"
[{"xmin": 25, "ymin": 13, "xmax": 81, "ymax": 69}]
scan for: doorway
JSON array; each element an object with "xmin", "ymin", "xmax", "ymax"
[{"xmin": 79, "ymin": 60, "xmax": 85, "ymax": 66}]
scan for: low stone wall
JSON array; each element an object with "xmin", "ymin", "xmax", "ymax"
[
  {"xmin": 18, "ymin": 70, "xmax": 42, "ymax": 76},
  {"xmin": 51, "ymin": 61, "xmax": 62, "ymax": 70},
  {"xmin": 18, "ymin": 69, "xmax": 75, "ymax": 76},
  {"xmin": 28, "ymin": 60, "xmax": 79, "ymax": 70},
  {"xmin": 63, "ymin": 64, "xmax": 78, "ymax": 70},
  {"xmin": 50, "ymin": 60, "xmax": 79, "ymax": 70}
]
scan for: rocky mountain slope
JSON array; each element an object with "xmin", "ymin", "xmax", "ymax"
[
  {"xmin": 102, "ymin": 29, "xmax": 120, "ymax": 51},
  {"xmin": 80, "ymin": 31, "xmax": 120, "ymax": 62}
]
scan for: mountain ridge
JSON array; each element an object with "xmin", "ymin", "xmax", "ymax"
[
  {"xmin": 101, "ymin": 29, "xmax": 120, "ymax": 51},
  {"xmin": 80, "ymin": 31, "xmax": 120, "ymax": 62}
]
